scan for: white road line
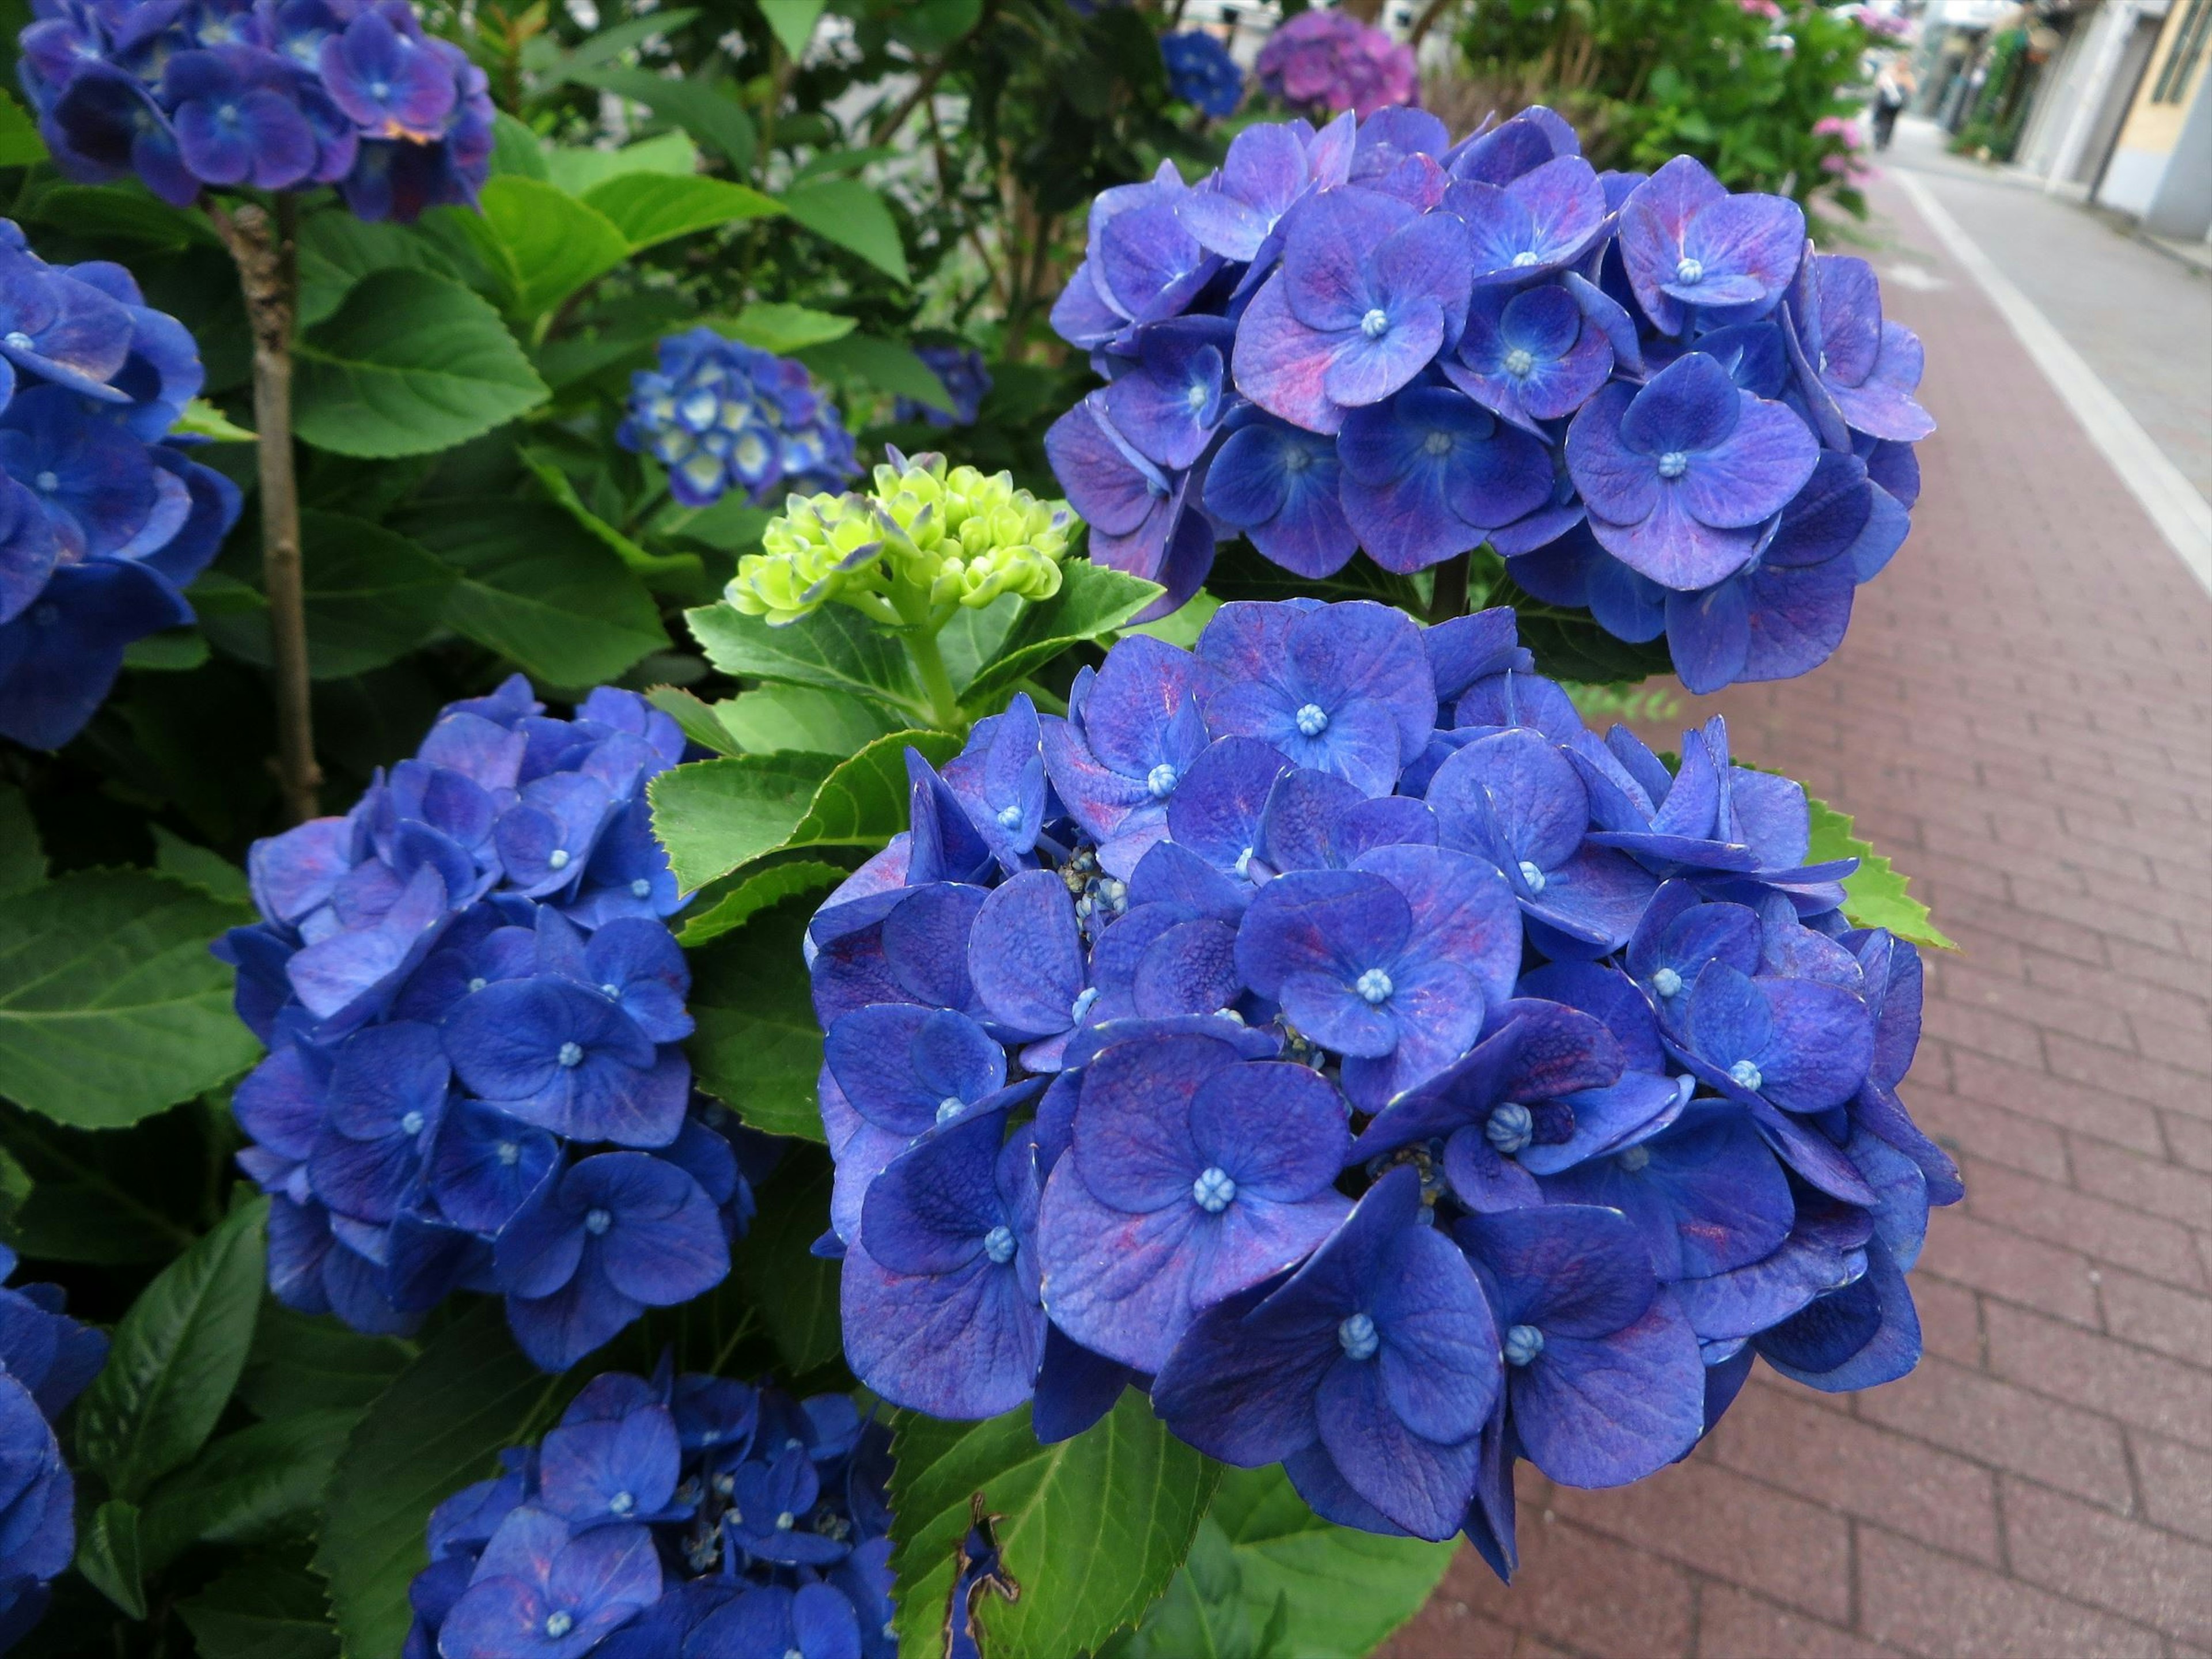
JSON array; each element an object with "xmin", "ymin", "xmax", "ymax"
[{"xmin": 1888, "ymin": 165, "xmax": 2212, "ymax": 599}]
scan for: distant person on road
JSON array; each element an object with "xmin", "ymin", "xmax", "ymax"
[{"xmin": 1873, "ymin": 57, "xmax": 1915, "ymax": 150}]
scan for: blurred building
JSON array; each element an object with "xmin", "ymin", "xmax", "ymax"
[{"xmin": 2094, "ymin": 0, "xmax": 2212, "ymax": 236}]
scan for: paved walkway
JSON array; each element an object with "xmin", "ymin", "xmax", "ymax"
[{"xmin": 1385, "ymin": 147, "xmax": 2212, "ymax": 1659}]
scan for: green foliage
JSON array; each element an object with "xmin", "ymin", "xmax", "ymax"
[
  {"xmin": 1807, "ymin": 794, "xmax": 1957, "ymax": 950},
  {"xmin": 889, "ymin": 1393, "xmax": 1222, "ymax": 1659},
  {"xmin": 197, "ymin": 510, "xmax": 457, "ymax": 680},
  {"xmin": 686, "ymin": 874, "xmax": 845, "ymax": 1139},
  {"xmin": 77, "ymin": 1501, "xmax": 147, "ymax": 1618},
  {"xmin": 734, "ymin": 1141, "xmax": 844, "ymax": 1371},
  {"xmin": 178, "ymin": 1550, "xmax": 342, "ymax": 1659},
  {"xmin": 649, "ymin": 751, "xmax": 843, "ymax": 890}
]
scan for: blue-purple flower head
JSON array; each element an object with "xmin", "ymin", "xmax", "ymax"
[
  {"xmin": 895, "ymin": 344, "xmax": 992, "ymax": 429},
  {"xmin": 1161, "ymin": 29, "xmax": 1243, "ymax": 119},
  {"xmin": 0, "ymin": 221, "xmax": 239, "ymax": 749},
  {"xmin": 806, "ymin": 597, "xmax": 1955, "ymax": 1563},
  {"xmin": 218, "ymin": 677, "xmax": 774, "ymax": 1370},
  {"xmin": 1044, "ymin": 106, "xmax": 1931, "ymax": 692},
  {"xmin": 408, "ymin": 1363, "xmax": 898, "ymax": 1659},
  {"xmin": 21, "ymin": 0, "xmax": 494, "ymax": 221},
  {"xmin": 618, "ymin": 329, "xmax": 860, "ymax": 511},
  {"xmin": 0, "ymin": 1245, "xmax": 108, "ymax": 1652}
]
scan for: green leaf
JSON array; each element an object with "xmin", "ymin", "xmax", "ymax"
[
  {"xmin": 0, "ymin": 91, "xmax": 47, "ymax": 166},
  {"xmin": 77, "ymin": 1198, "xmax": 267, "ymax": 1503},
  {"xmin": 685, "ymin": 882, "xmax": 838, "ymax": 1139},
  {"xmin": 783, "ymin": 729, "xmax": 961, "ymax": 857},
  {"xmin": 316, "ymin": 1304, "xmax": 571, "ymax": 1659},
  {"xmin": 582, "ymin": 171, "xmax": 782, "ymax": 251},
  {"xmin": 800, "ymin": 332, "xmax": 946, "ymax": 408},
  {"xmin": 646, "ymin": 685, "xmax": 741, "ymax": 756},
  {"xmin": 22, "ymin": 181, "xmax": 218, "ymax": 248},
  {"xmin": 717, "ymin": 684, "xmax": 902, "ymax": 756},
  {"xmin": 199, "ymin": 509, "xmax": 456, "ymax": 679},
  {"xmin": 179, "ymin": 1548, "xmax": 340, "ymax": 1659},
  {"xmin": 648, "ymin": 752, "xmax": 842, "ymax": 891},
  {"xmin": 677, "ymin": 858, "xmax": 845, "ymax": 948},
  {"xmin": 293, "ymin": 268, "xmax": 549, "ymax": 459},
  {"xmin": 555, "ymin": 7, "xmax": 699, "ymax": 69},
  {"xmin": 1124, "ymin": 588, "xmax": 1220, "ymax": 651},
  {"xmin": 402, "ymin": 501, "xmax": 668, "ymax": 688},
  {"xmin": 295, "ymin": 213, "xmax": 465, "ymax": 330},
  {"xmin": 123, "ymin": 627, "xmax": 211, "ymax": 671},
  {"xmin": 734, "ymin": 1141, "xmax": 842, "ymax": 1370},
  {"xmin": 139, "ymin": 1410, "xmax": 358, "ymax": 1571},
  {"xmin": 654, "ymin": 494, "xmax": 774, "ymax": 554},
  {"xmin": 1198, "ymin": 1464, "xmax": 1456, "ymax": 1659},
  {"xmin": 488, "ymin": 111, "xmax": 549, "ymax": 179},
  {"xmin": 711, "ymin": 300, "xmax": 855, "ymax": 355},
  {"xmin": 517, "ymin": 446, "xmax": 702, "ymax": 589},
  {"xmin": 150, "ymin": 826, "xmax": 251, "ymax": 906},
  {"xmin": 963, "ymin": 560, "xmax": 1164, "ymax": 706},
  {"xmin": 0, "ymin": 869, "xmax": 260, "ymax": 1128},
  {"xmin": 1109, "ymin": 1517, "xmax": 1279, "ymax": 1659},
  {"xmin": 544, "ymin": 130, "xmax": 699, "ymax": 195},
  {"xmin": 685, "ymin": 600, "xmax": 926, "ymax": 716},
  {"xmin": 169, "ymin": 397, "xmax": 257, "ymax": 442},
  {"xmin": 1805, "ymin": 794, "xmax": 1956, "ymax": 950},
  {"xmin": 890, "ymin": 1393, "xmax": 1221, "ymax": 1659},
  {"xmin": 782, "ymin": 179, "xmax": 908, "ymax": 283},
  {"xmin": 569, "ymin": 66, "xmax": 756, "ymax": 172},
  {"xmin": 759, "ymin": 0, "xmax": 827, "ymax": 56},
  {"xmin": 0, "ymin": 785, "xmax": 43, "ymax": 899},
  {"xmin": 460, "ymin": 175, "xmax": 631, "ymax": 321},
  {"xmin": 77, "ymin": 1499, "xmax": 147, "ymax": 1619},
  {"xmin": 238, "ymin": 1304, "xmax": 416, "ymax": 1421}
]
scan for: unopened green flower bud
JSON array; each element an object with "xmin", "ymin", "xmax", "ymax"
[
  {"xmin": 726, "ymin": 491, "xmax": 882, "ymax": 625},
  {"xmin": 867, "ymin": 448, "xmax": 1077, "ymax": 604}
]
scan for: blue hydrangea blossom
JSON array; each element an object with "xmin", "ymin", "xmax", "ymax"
[
  {"xmin": 218, "ymin": 679, "xmax": 772, "ymax": 1370},
  {"xmin": 1160, "ymin": 30, "xmax": 1244, "ymax": 119},
  {"xmin": 806, "ymin": 599, "xmax": 1957, "ymax": 1565},
  {"xmin": 0, "ymin": 1247, "xmax": 107, "ymax": 1651},
  {"xmin": 618, "ymin": 329, "xmax": 860, "ymax": 510},
  {"xmin": 1045, "ymin": 105, "xmax": 1930, "ymax": 691}
]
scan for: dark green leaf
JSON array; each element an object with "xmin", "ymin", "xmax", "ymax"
[
  {"xmin": 0, "ymin": 869, "xmax": 259, "ymax": 1128},
  {"xmin": 238, "ymin": 1304, "xmax": 416, "ymax": 1420},
  {"xmin": 734, "ymin": 1142, "xmax": 842, "ymax": 1371},
  {"xmin": 0, "ymin": 785, "xmax": 43, "ymax": 898},
  {"xmin": 645, "ymin": 685, "xmax": 740, "ymax": 756},
  {"xmin": 569, "ymin": 66, "xmax": 756, "ymax": 172},
  {"xmin": 488, "ymin": 111, "xmax": 549, "ymax": 179},
  {"xmin": 122, "ymin": 627, "xmax": 211, "ymax": 672},
  {"xmin": 890, "ymin": 1393, "xmax": 1220, "ymax": 1659},
  {"xmin": 0, "ymin": 90, "xmax": 46, "ymax": 166},
  {"xmin": 717, "ymin": 684, "xmax": 903, "ymax": 756},
  {"xmin": 178, "ymin": 1547, "xmax": 340, "ymax": 1659},
  {"xmin": 457, "ymin": 176, "xmax": 631, "ymax": 321},
  {"xmin": 150, "ymin": 826, "xmax": 251, "ymax": 905},
  {"xmin": 685, "ymin": 885, "xmax": 835, "ymax": 1138},
  {"xmin": 890, "ymin": 0, "xmax": 982, "ymax": 51},
  {"xmin": 759, "ymin": 0, "xmax": 827, "ymax": 56},
  {"xmin": 316, "ymin": 1304, "xmax": 571, "ymax": 1659},
  {"xmin": 22, "ymin": 180, "xmax": 219, "ymax": 248},
  {"xmin": 139, "ymin": 1410, "xmax": 358, "ymax": 1571},
  {"xmin": 555, "ymin": 8, "xmax": 699, "ymax": 69},
  {"xmin": 781, "ymin": 179, "xmax": 908, "ymax": 282},
  {"xmin": 782, "ymin": 729, "xmax": 961, "ymax": 860},
  {"xmin": 77, "ymin": 1197, "xmax": 267, "ymax": 1503},
  {"xmin": 1123, "ymin": 588, "xmax": 1220, "ymax": 652},
  {"xmin": 654, "ymin": 494, "xmax": 774, "ymax": 554},
  {"xmin": 517, "ymin": 446, "xmax": 702, "ymax": 588},
  {"xmin": 1806, "ymin": 794, "xmax": 1956, "ymax": 950},
  {"xmin": 677, "ymin": 858, "xmax": 845, "ymax": 947},
  {"xmin": 294, "ymin": 269, "xmax": 549, "ymax": 459},
  {"xmin": 199, "ymin": 510, "xmax": 456, "ymax": 679},
  {"xmin": 402, "ymin": 502, "xmax": 668, "ymax": 689},
  {"xmin": 1110, "ymin": 1518, "xmax": 1270, "ymax": 1659},
  {"xmin": 544, "ymin": 130, "xmax": 698, "ymax": 195},
  {"xmin": 582, "ymin": 172, "xmax": 782, "ymax": 251},
  {"xmin": 648, "ymin": 752, "xmax": 841, "ymax": 891},
  {"xmin": 295, "ymin": 214, "xmax": 465, "ymax": 329},
  {"xmin": 799, "ymin": 332, "xmax": 946, "ymax": 408},
  {"xmin": 711, "ymin": 301, "xmax": 855, "ymax": 354},
  {"xmin": 77, "ymin": 1500, "xmax": 146, "ymax": 1619},
  {"xmin": 962, "ymin": 561, "xmax": 1162, "ymax": 706},
  {"xmin": 685, "ymin": 601, "xmax": 927, "ymax": 718}
]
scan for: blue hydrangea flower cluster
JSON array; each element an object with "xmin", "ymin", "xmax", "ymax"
[
  {"xmin": 0, "ymin": 220, "xmax": 237, "ymax": 750},
  {"xmin": 406, "ymin": 1364, "xmax": 895, "ymax": 1659},
  {"xmin": 217, "ymin": 676, "xmax": 769, "ymax": 1373},
  {"xmin": 20, "ymin": 0, "xmax": 495, "ymax": 222},
  {"xmin": 1160, "ymin": 30, "xmax": 1244, "ymax": 120},
  {"xmin": 0, "ymin": 1247, "xmax": 108, "ymax": 1652},
  {"xmin": 806, "ymin": 597, "xmax": 1959, "ymax": 1562},
  {"xmin": 895, "ymin": 345, "xmax": 991, "ymax": 430},
  {"xmin": 1044, "ymin": 105, "xmax": 1931, "ymax": 691},
  {"xmin": 618, "ymin": 330, "xmax": 861, "ymax": 512}
]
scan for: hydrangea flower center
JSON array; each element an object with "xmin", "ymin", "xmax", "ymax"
[
  {"xmin": 546, "ymin": 847, "xmax": 570, "ymax": 870},
  {"xmin": 1070, "ymin": 986, "xmax": 1099, "ymax": 1023},
  {"xmin": 600, "ymin": 983, "xmax": 622, "ymax": 999},
  {"xmin": 1503, "ymin": 1323, "xmax": 1546, "ymax": 1366},
  {"xmin": 467, "ymin": 976, "xmax": 487, "ymax": 993},
  {"xmin": 1651, "ymin": 966, "xmax": 1684, "ymax": 998},
  {"xmin": 497, "ymin": 1141, "xmax": 520, "ymax": 1166},
  {"xmin": 399, "ymin": 1110, "xmax": 425, "ymax": 1137},
  {"xmin": 1674, "ymin": 256, "xmax": 1705, "ymax": 285},
  {"xmin": 1511, "ymin": 249, "xmax": 1541, "ymax": 267},
  {"xmin": 983, "ymin": 1224, "xmax": 1018, "ymax": 1264},
  {"xmin": 1146, "ymin": 762, "xmax": 1180, "ymax": 799},
  {"xmin": 937, "ymin": 1096, "xmax": 966, "ymax": 1124},
  {"xmin": 1338, "ymin": 1312, "xmax": 1380, "ymax": 1361},
  {"xmin": 584, "ymin": 1207, "xmax": 612, "ymax": 1235},
  {"xmin": 995, "ymin": 803, "xmax": 1024, "ymax": 829},
  {"xmin": 1729, "ymin": 1058, "xmax": 1764, "ymax": 1091},
  {"xmin": 775, "ymin": 1510, "xmax": 796, "ymax": 1531},
  {"xmin": 1294, "ymin": 702, "xmax": 1330, "ymax": 737},
  {"xmin": 1359, "ymin": 308, "xmax": 1391, "ymax": 339},
  {"xmin": 544, "ymin": 1611, "xmax": 575, "ymax": 1639},
  {"xmin": 1486, "ymin": 1102, "xmax": 1533, "ymax": 1154},
  {"xmin": 608, "ymin": 1490, "xmax": 634, "ymax": 1514},
  {"xmin": 556, "ymin": 1041, "xmax": 584, "ymax": 1068},
  {"xmin": 1191, "ymin": 1166, "xmax": 1238, "ymax": 1213},
  {"xmin": 1517, "ymin": 859, "xmax": 1547, "ymax": 893},
  {"xmin": 1355, "ymin": 967, "xmax": 1395, "ymax": 1005},
  {"xmin": 1422, "ymin": 429, "xmax": 1453, "ymax": 457},
  {"xmin": 1234, "ymin": 846, "xmax": 1255, "ymax": 878},
  {"xmin": 2, "ymin": 332, "xmax": 31, "ymax": 350},
  {"xmin": 1185, "ymin": 382, "xmax": 1210, "ymax": 411},
  {"xmin": 1657, "ymin": 450, "xmax": 1690, "ymax": 480},
  {"xmin": 1282, "ymin": 446, "xmax": 1313, "ymax": 474},
  {"xmin": 1617, "ymin": 1143, "xmax": 1653, "ymax": 1173},
  {"xmin": 1502, "ymin": 347, "xmax": 1537, "ymax": 377},
  {"xmin": 33, "ymin": 470, "xmax": 57, "ymax": 493},
  {"xmin": 629, "ymin": 877, "xmax": 653, "ymax": 897}
]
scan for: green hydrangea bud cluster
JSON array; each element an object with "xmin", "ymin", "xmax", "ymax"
[
  {"xmin": 721, "ymin": 449, "xmax": 1077, "ymax": 628},
  {"xmin": 726, "ymin": 492, "xmax": 883, "ymax": 626}
]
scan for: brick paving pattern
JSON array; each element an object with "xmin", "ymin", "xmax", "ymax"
[{"xmin": 1383, "ymin": 162, "xmax": 2212, "ymax": 1658}]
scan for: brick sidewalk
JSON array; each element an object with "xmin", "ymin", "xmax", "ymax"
[{"xmin": 1384, "ymin": 171, "xmax": 2212, "ymax": 1658}]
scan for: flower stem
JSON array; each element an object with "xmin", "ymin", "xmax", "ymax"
[
  {"xmin": 211, "ymin": 195, "xmax": 319, "ymax": 824},
  {"xmin": 1427, "ymin": 552, "xmax": 1469, "ymax": 626},
  {"xmin": 892, "ymin": 583, "xmax": 963, "ymax": 731}
]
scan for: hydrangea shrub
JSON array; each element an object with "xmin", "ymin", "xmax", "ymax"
[
  {"xmin": 0, "ymin": 1248, "xmax": 107, "ymax": 1646},
  {"xmin": 1046, "ymin": 104, "xmax": 1930, "ymax": 690},
  {"xmin": 1253, "ymin": 11, "xmax": 1418, "ymax": 119},
  {"xmin": 806, "ymin": 599, "xmax": 1958, "ymax": 1558}
]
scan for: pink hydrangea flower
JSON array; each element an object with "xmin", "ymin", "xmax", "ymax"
[{"xmin": 1254, "ymin": 10, "xmax": 1417, "ymax": 119}]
